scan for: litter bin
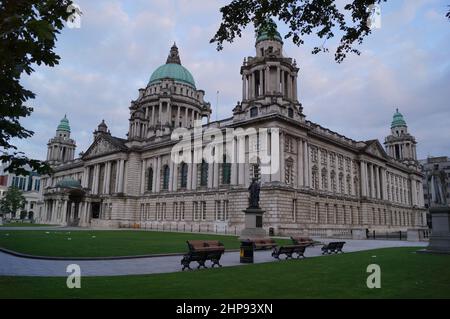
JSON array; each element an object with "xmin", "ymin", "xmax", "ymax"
[
  {"xmin": 240, "ymin": 240, "xmax": 254, "ymax": 263},
  {"xmin": 269, "ymin": 227, "xmax": 274, "ymax": 236}
]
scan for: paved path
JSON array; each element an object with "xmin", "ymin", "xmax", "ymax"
[{"xmin": 0, "ymin": 239, "xmax": 426, "ymax": 277}]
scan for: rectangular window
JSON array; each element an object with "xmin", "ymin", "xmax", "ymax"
[
  {"xmin": 173, "ymin": 202, "xmax": 178, "ymax": 220},
  {"xmin": 292, "ymin": 199, "xmax": 297, "ymax": 222},
  {"xmin": 180, "ymin": 202, "xmax": 185, "ymax": 220},
  {"xmin": 201, "ymin": 201, "xmax": 206, "ymax": 220},
  {"xmin": 224, "ymin": 200, "xmax": 229, "ymax": 221},
  {"xmin": 193, "ymin": 201, "xmax": 199, "ymax": 221}
]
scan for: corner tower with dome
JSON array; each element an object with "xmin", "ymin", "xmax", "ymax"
[{"xmin": 38, "ymin": 22, "xmax": 427, "ymax": 238}]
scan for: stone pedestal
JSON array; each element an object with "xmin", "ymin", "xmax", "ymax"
[
  {"xmin": 0, "ymin": 216, "xmax": 3, "ymax": 226},
  {"xmin": 420, "ymin": 207, "xmax": 450, "ymax": 254},
  {"xmin": 239, "ymin": 208, "xmax": 266, "ymax": 239},
  {"xmin": 352, "ymin": 229, "xmax": 367, "ymax": 240}
]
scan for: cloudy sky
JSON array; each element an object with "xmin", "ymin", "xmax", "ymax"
[{"xmin": 15, "ymin": 0, "xmax": 450, "ymax": 161}]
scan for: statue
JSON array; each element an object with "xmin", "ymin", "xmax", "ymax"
[
  {"xmin": 428, "ymin": 165, "xmax": 448, "ymax": 206},
  {"xmin": 248, "ymin": 178, "xmax": 261, "ymax": 209}
]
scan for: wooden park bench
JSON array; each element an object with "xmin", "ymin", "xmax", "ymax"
[
  {"xmin": 271, "ymin": 245, "xmax": 307, "ymax": 260},
  {"xmin": 247, "ymin": 238, "xmax": 277, "ymax": 250},
  {"xmin": 181, "ymin": 240, "xmax": 225, "ymax": 270},
  {"xmin": 290, "ymin": 236, "xmax": 318, "ymax": 247},
  {"xmin": 321, "ymin": 241, "xmax": 346, "ymax": 255}
]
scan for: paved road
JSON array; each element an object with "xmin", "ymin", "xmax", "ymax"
[{"xmin": 0, "ymin": 239, "xmax": 426, "ymax": 277}]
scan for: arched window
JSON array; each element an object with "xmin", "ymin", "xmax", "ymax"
[
  {"xmin": 222, "ymin": 155, "xmax": 231, "ymax": 185},
  {"xmin": 346, "ymin": 175, "xmax": 352, "ymax": 195},
  {"xmin": 331, "ymin": 171, "xmax": 337, "ymax": 193},
  {"xmin": 200, "ymin": 160, "xmax": 208, "ymax": 187},
  {"xmin": 162, "ymin": 165, "xmax": 170, "ymax": 190},
  {"xmin": 288, "ymin": 108, "xmax": 294, "ymax": 118},
  {"xmin": 180, "ymin": 162, "xmax": 188, "ymax": 188},
  {"xmin": 321, "ymin": 168, "xmax": 328, "ymax": 190},
  {"xmin": 312, "ymin": 166, "xmax": 319, "ymax": 190},
  {"xmin": 339, "ymin": 173, "xmax": 344, "ymax": 193},
  {"xmin": 285, "ymin": 158, "xmax": 294, "ymax": 185},
  {"xmin": 146, "ymin": 167, "xmax": 153, "ymax": 191}
]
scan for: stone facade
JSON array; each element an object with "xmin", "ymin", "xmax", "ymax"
[{"xmin": 37, "ymin": 27, "xmax": 427, "ymax": 236}]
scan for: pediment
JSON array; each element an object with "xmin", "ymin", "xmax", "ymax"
[
  {"xmin": 364, "ymin": 140, "xmax": 388, "ymax": 159},
  {"xmin": 83, "ymin": 136, "xmax": 121, "ymax": 159}
]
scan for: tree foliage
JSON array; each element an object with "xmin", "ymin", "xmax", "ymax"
[
  {"xmin": 0, "ymin": 0, "xmax": 73, "ymax": 176},
  {"xmin": 0, "ymin": 186, "xmax": 26, "ymax": 217},
  {"xmin": 211, "ymin": 0, "xmax": 388, "ymax": 63}
]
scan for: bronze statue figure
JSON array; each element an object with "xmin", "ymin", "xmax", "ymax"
[
  {"xmin": 248, "ymin": 177, "xmax": 261, "ymax": 208},
  {"xmin": 428, "ymin": 165, "xmax": 448, "ymax": 206}
]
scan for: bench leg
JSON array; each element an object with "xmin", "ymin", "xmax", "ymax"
[
  {"xmin": 211, "ymin": 259, "xmax": 222, "ymax": 268},
  {"xmin": 197, "ymin": 260, "xmax": 207, "ymax": 269}
]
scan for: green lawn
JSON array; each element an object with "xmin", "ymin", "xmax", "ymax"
[
  {"xmin": 1, "ymin": 247, "xmax": 449, "ymax": 298},
  {"xmin": 0, "ymin": 230, "xmax": 289, "ymax": 257},
  {"xmin": 0, "ymin": 223, "xmax": 53, "ymax": 227}
]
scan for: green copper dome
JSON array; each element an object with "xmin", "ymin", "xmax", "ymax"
[
  {"xmin": 391, "ymin": 108, "xmax": 407, "ymax": 128},
  {"xmin": 55, "ymin": 178, "xmax": 82, "ymax": 189},
  {"xmin": 256, "ymin": 19, "xmax": 283, "ymax": 44},
  {"xmin": 149, "ymin": 63, "xmax": 196, "ymax": 88},
  {"xmin": 57, "ymin": 115, "xmax": 70, "ymax": 132},
  {"xmin": 148, "ymin": 43, "xmax": 196, "ymax": 88}
]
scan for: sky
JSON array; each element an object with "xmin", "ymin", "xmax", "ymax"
[{"xmin": 14, "ymin": 0, "xmax": 450, "ymax": 161}]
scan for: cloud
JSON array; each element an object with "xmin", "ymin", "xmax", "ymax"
[{"xmin": 12, "ymin": 0, "xmax": 450, "ymax": 162}]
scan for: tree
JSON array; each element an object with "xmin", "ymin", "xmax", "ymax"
[
  {"xmin": 211, "ymin": 0, "xmax": 387, "ymax": 63},
  {"xmin": 0, "ymin": 0, "xmax": 73, "ymax": 176},
  {"xmin": 0, "ymin": 186, "xmax": 26, "ymax": 218}
]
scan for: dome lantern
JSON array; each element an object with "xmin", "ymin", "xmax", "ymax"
[{"xmin": 148, "ymin": 43, "xmax": 196, "ymax": 88}]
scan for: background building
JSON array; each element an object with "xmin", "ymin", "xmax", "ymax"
[{"xmin": 0, "ymin": 164, "xmax": 43, "ymax": 219}]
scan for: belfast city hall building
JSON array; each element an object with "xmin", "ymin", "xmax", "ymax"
[{"xmin": 36, "ymin": 24, "xmax": 427, "ymax": 237}]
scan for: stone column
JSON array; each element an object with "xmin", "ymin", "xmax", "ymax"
[
  {"xmin": 155, "ymin": 156, "xmax": 161, "ymax": 192},
  {"xmin": 276, "ymin": 66, "xmax": 280, "ymax": 93},
  {"xmin": 140, "ymin": 159, "xmax": 146, "ymax": 194},
  {"xmin": 213, "ymin": 161, "xmax": 219, "ymax": 188},
  {"xmin": 192, "ymin": 157, "xmax": 198, "ymax": 190},
  {"xmin": 187, "ymin": 161, "xmax": 192, "ymax": 190},
  {"xmin": 381, "ymin": 168, "xmax": 387, "ymax": 200},
  {"xmin": 207, "ymin": 162, "xmax": 214, "ymax": 188},
  {"xmin": 375, "ymin": 165, "xmax": 380, "ymax": 199},
  {"xmin": 265, "ymin": 67, "xmax": 269, "ymax": 94},
  {"xmin": 303, "ymin": 141, "xmax": 309, "ymax": 187},
  {"xmin": 93, "ymin": 165, "xmax": 99, "ymax": 195},
  {"xmin": 242, "ymin": 73, "xmax": 247, "ymax": 100},
  {"xmin": 279, "ymin": 132, "xmax": 285, "ymax": 183},
  {"xmin": 104, "ymin": 162, "xmax": 111, "ymax": 194},
  {"xmin": 360, "ymin": 161, "xmax": 367, "ymax": 197},
  {"xmin": 418, "ymin": 181, "xmax": 424, "ymax": 207},
  {"xmin": 176, "ymin": 106, "xmax": 181, "ymax": 127},
  {"xmin": 118, "ymin": 159, "xmax": 125, "ymax": 193},
  {"xmin": 169, "ymin": 160, "xmax": 174, "ymax": 192},
  {"xmin": 231, "ymin": 137, "xmax": 238, "ymax": 185},
  {"xmin": 259, "ymin": 69, "xmax": 263, "ymax": 96},
  {"xmin": 151, "ymin": 157, "xmax": 157, "ymax": 192},
  {"xmin": 297, "ymin": 139, "xmax": 303, "ymax": 187},
  {"xmin": 184, "ymin": 107, "xmax": 189, "ymax": 128},
  {"xmin": 62, "ymin": 200, "xmax": 68, "ymax": 224}
]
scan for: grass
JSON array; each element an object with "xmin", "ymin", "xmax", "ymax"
[
  {"xmin": 0, "ymin": 223, "xmax": 53, "ymax": 227},
  {"xmin": 0, "ymin": 247, "xmax": 449, "ymax": 298},
  {"xmin": 0, "ymin": 230, "xmax": 290, "ymax": 257}
]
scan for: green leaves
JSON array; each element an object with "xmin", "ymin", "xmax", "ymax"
[
  {"xmin": 0, "ymin": 186, "xmax": 26, "ymax": 216},
  {"xmin": 211, "ymin": 0, "xmax": 386, "ymax": 63},
  {"xmin": 0, "ymin": 0, "xmax": 73, "ymax": 175}
]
